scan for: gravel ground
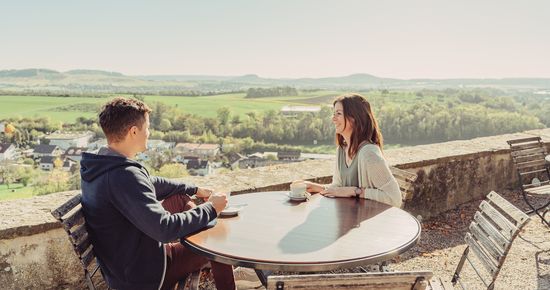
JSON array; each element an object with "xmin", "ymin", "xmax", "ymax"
[{"xmin": 195, "ymin": 189, "xmax": 549, "ymax": 290}]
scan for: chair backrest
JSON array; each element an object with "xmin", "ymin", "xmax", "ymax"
[
  {"xmin": 267, "ymin": 271, "xmax": 433, "ymax": 290},
  {"xmin": 51, "ymin": 192, "xmax": 105, "ymax": 290},
  {"xmin": 452, "ymin": 191, "xmax": 530, "ymax": 290},
  {"xmin": 507, "ymin": 137, "xmax": 550, "ymax": 191},
  {"xmin": 390, "ymin": 166, "xmax": 418, "ymax": 202}
]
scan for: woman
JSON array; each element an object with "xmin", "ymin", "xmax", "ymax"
[{"xmin": 303, "ymin": 93, "xmax": 402, "ymax": 208}]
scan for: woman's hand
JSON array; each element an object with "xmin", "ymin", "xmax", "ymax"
[
  {"xmin": 196, "ymin": 187, "xmax": 214, "ymax": 201},
  {"xmin": 301, "ymin": 181, "xmax": 325, "ymax": 193},
  {"xmin": 320, "ymin": 187, "xmax": 355, "ymax": 198}
]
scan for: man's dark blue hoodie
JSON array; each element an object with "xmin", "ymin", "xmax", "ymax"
[{"xmin": 80, "ymin": 149, "xmax": 217, "ymax": 290}]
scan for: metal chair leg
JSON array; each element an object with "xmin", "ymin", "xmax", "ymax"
[
  {"xmin": 521, "ymin": 191, "xmax": 550, "ymax": 227},
  {"xmin": 254, "ymin": 269, "xmax": 272, "ymax": 286}
]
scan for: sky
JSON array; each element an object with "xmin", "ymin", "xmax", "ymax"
[{"xmin": 1, "ymin": 0, "xmax": 549, "ymax": 79}]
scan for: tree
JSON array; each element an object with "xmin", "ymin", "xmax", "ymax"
[
  {"xmin": 0, "ymin": 163, "xmax": 17, "ymax": 189},
  {"xmin": 217, "ymin": 107, "xmax": 231, "ymax": 126},
  {"xmin": 156, "ymin": 163, "xmax": 189, "ymax": 178},
  {"xmin": 159, "ymin": 119, "xmax": 172, "ymax": 132},
  {"xmin": 54, "ymin": 158, "xmax": 64, "ymax": 169},
  {"xmin": 4, "ymin": 123, "xmax": 15, "ymax": 134}
]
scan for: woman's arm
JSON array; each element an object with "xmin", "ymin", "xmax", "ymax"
[
  {"xmin": 358, "ymin": 148, "xmax": 402, "ymax": 208},
  {"xmin": 303, "ymin": 152, "xmax": 343, "ymax": 193}
]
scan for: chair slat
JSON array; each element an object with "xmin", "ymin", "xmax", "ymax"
[
  {"xmin": 62, "ymin": 208, "xmax": 84, "ymax": 231},
  {"xmin": 74, "ymin": 236, "xmax": 92, "ymax": 256},
  {"xmin": 396, "ymin": 179, "xmax": 413, "ymax": 193},
  {"xmin": 510, "ymin": 142, "xmax": 544, "ymax": 151},
  {"xmin": 474, "ymin": 212, "xmax": 510, "ymax": 251},
  {"xmin": 69, "ymin": 224, "xmax": 88, "ymax": 244},
  {"xmin": 469, "ymin": 222, "xmax": 503, "ymax": 263},
  {"xmin": 81, "ymin": 247, "xmax": 95, "ymax": 268},
  {"xmin": 390, "ymin": 167, "xmax": 417, "ymax": 203},
  {"xmin": 486, "ymin": 191, "xmax": 529, "ymax": 226},
  {"xmin": 266, "ymin": 271, "xmax": 433, "ymax": 290},
  {"xmin": 465, "ymin": 233, "xmax": 498, "ymax": 275},
  {"xmin": 390, "ymin": 167, "xmax": 418, "ymax": 182},
  {"xmin": 523, "ymin": 180, "xmax": 550, "ymax": 189},
  {"xmin": 525, "ymin": 184, "xmax": 550, "ymax": 195},
  {"xmin": 515, "ymin": 159, "xmax": 547, "ymax": 170},
  {"xmin": 479, "ymin": 201, "xmax": 517, "ymax": 240},
  {"xmin": 507, "ymin": 137, "xmax": 542, "ymax": 145},
  {"xmin": 519, "ymin": 168, "xmax": 547, "ymax": 176},
  {"xmin": 51, "ymin": 193, "xmax": 82, "ymax": 220},
  {"xmin": 511, "ymin": 147, "xmax": 545, "ymax": 158}
]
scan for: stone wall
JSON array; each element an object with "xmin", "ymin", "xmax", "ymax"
[{"xmin": 1, "ymin": 128, "xmax": 549, "ymax": 289}]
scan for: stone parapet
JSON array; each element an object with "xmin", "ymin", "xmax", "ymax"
[{"xmin": 1, "ymin": 128, "xmax": 549, "ymax": 289}]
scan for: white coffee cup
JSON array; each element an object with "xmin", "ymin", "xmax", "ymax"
[{"xmin": 290, "ymin": 181, "xmax": 307, "ymax": 198}]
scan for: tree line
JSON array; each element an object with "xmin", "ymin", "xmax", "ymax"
[
  {"xmin": 245, "ymin": 87, "xmax": 298, "ymax": 98},
  {"xmin": 1, "ymin": 89, "xmax": 547, "ymax": 151}
]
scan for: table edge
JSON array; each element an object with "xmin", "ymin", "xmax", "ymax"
[{"xmin": 182, "ymin": 208, "xmax": 422, "ymax": 272}]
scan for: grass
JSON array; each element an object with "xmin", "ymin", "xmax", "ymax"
[
  {"xmin": 0, "ymin": 95, "xmax": 105, "ymax": 123},
  {"xmin": 0, "ymin": 91, "xmax": 346, "ymax": 122},
  {"xmin": 0, "ymin": 183, "xmax": 36, "ymax": 201}
]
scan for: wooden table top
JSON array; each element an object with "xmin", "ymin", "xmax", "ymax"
[{"xmin": 183, "ymin": 191, "xmax": 421, "ymax": 271}]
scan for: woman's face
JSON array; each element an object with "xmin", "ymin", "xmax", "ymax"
[{"xmin": 332, "ymin": 102, "xmax": 353, "ymax": 136}]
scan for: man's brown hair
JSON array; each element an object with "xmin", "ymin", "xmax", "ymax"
[{"xmin": 99, "ymin": 97, "xmax": 152, "ymax": 142}]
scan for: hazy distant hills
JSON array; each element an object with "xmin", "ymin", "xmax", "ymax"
[{"xmin": 0, "ymin": 68, "xmax": 549, "ymax": 94}]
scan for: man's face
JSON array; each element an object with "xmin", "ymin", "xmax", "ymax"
[{"xmin": 135, "ymin": 113, "xmax": 150, "ymax": 152}]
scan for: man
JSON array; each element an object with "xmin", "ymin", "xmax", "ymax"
[{"xmin": 80, "ymin": 97, "xmax": 235, "ymax": 290}]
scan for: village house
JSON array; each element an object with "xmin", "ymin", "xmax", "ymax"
[
  {"xmin": 39, "ymin": 156, "xmax": 56, "ymax": 171},
  {"xmin": 87, "ymin": 138, "xmax": 107, "ymax": 151},
  {"xmin": 277, "ymin": 151, "xmax": 301, "ymax": 160},
  {"xmin": 186, "ymin": 158, "xmax": 213, "ymax": 176},
  {"xmin": 174, "ymin": 143, "xmax": 220, "ymax": 159},
  {"xmin": 224, "ymin": 151, "xmax": 245, "ymax": 170},
  {"xmin": 45, "ymin": 131, "xmax": 94, "ymax": 150},
  {"xmin": 280, "ymin": 105, "xmax": 321, "ymax": 117},
  {"xmin": 0, "ymin": 143, "xmax": 17, "ymax": 161},
  {"xmin": 33, "ymin": 144, "xmax": 62, "ymax": 159},
  {"xmin": 147, "ymin": 139, "xmax": 175, "ymax": 151},
  {"xmin": 62, "ymin": 159, "xmax": 76, "ymax": 172},
  {"xmin": 63, "ymin": 147, "xmax": 87, "ymax": 162}
]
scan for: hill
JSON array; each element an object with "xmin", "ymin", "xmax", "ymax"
[{"xmin": 1, "ymin": 68, "xmax": 549, "ymax": 95}]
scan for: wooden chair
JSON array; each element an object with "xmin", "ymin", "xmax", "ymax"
[
  {"xmin": 507, "ymin": 137, "xmax": 550, "ymax": 226},
  {"xmin": 266, "ymin": 270, "xmax": 433, "ymax": 290},
  {"xmin": 430, "ymin": 191, "xmax": 530, "ymax": 290},
  {"xmin": 51, "ymin": 193, "xmax": 108, "ymax": 290},
  {"xmin": 390, "ymin": 166, "xmax": 419, "ymax": 204},
  {"xmin": 51, "ymin": 193, "xmax": 200, "ymax": 290}
]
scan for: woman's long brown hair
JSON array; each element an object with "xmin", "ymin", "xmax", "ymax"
[{"xmin": 334, "ymin": 93, "xmax": 383, "ymax": 157}]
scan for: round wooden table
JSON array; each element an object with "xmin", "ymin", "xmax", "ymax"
[{"xmin": 183, "ymin": 191, "xmax": 421, "ymax": 272}]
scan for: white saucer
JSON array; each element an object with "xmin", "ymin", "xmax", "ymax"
[
  {"xmin": 220, "ymin": 204, "xmax": 247, "ymax": 217},
  {"xmin": 287, "ymin": 192, "xmax": 308, "ymax": 201}
]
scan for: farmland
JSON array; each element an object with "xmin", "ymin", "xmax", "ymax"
[{"xmin": 0, "ymin": 91, "xmax": 343, "ymax": 123}]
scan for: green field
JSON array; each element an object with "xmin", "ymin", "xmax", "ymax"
[
  {"xmin": 0, "ymin": 91, "xmax": 343, "ymax": 123},
  {"xmin": 0, "ymin": 183, "xmax": 35, "ymax": 201}
]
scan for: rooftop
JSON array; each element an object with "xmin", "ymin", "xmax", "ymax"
[
  {"xmin": 45, "ymin": 131, "xmax": 93, "ymax": 140},
  {"xmin": 175, "ymin": 143, "xmax": 219, "ymax": 150}
]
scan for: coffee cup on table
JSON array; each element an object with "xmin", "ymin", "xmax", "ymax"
[{"xmin": 290, "ymin": 181, "xmax": 307, "ymax": 198}]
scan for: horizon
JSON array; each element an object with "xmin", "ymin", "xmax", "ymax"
[
  {"xmin": 3, "ymin": 68, "xmax": 550, "ymax": 81},
  {"xmin": 1, "ymin": 1, "xmax": 550, "ymax": 79}
]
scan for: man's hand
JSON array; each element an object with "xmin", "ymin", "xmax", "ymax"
[
  {"xmin": 196, "ymin": 187, "xmax": 213, "ymax": 201},
  {"xmin": 209, "ymin": 193, "xmax": 228, "ymax": 215}
]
